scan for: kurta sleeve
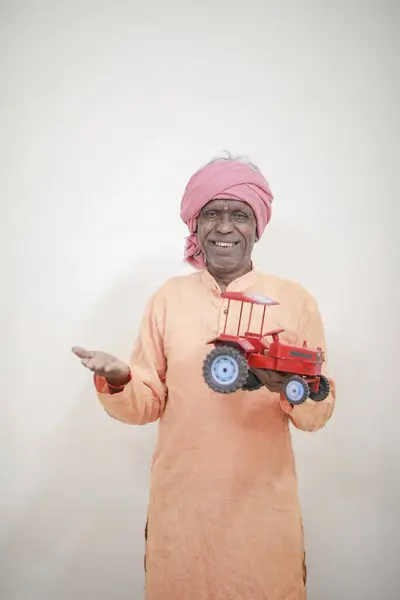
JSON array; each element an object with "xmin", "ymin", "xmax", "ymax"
[
  {"xmin": 93, "ymin": 289, "xmax": 167, "ymax": 425},
  {"xmin": 279, "ymin": 291, "xmax": 336, "ymax": 432}
]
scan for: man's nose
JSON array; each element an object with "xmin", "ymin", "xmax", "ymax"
[{"xmin": 215, "ymin": 213, "xmax": 234, "ymax": 234}]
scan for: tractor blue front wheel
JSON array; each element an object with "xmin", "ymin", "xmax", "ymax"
[{"xmin": 283, "ymin": 375, "xmax": 310, "ymax": 405}]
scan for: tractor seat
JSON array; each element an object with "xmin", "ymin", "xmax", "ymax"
[{"xmin": 264, "ymin": 328, "xmax": 285, "ymax": 338}]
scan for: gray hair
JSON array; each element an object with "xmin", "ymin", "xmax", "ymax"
[{"xmin": 205, "ymin": 150, "xmax": 261, "ymax": 173}]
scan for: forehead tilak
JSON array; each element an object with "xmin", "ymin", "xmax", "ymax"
[{"xmin": 206, "ymin": 198, "xmax": 249, "ymax": 212}]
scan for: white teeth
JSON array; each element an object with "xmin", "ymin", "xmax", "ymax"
[{"xmin": 215, "ymin": 242, "xmax": 235, "ymax": 247}]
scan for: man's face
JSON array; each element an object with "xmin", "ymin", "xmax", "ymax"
[{"xmin": 197, "ymin": 198, "xmax": 258, "ymax": 272}]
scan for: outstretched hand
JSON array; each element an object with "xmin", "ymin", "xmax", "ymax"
[{"xmin": 72, "ymin": 347, "xmax": 131, "ymax": 387}]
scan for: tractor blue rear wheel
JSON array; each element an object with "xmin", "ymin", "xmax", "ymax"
[{"xmin": 203, "ymin": 346, "xmax": 249, "ymax": 394}]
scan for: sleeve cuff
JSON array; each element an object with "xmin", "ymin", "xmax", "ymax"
[{"xmin": 94, "ymin": 369, "xmax": 132, "ymax": 394}]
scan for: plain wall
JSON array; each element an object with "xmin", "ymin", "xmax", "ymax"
[{"xmin": 1, "ymin": 1, "xmax": 399, "ymax": 599}]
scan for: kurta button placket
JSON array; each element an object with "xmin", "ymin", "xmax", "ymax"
[{"xmin": 219, "ymin": 297, "xmax": 230, "ymax": 332}]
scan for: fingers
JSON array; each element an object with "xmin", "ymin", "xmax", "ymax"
[
  {"xmin": 72, "ymin": 346, "xmax": 94, "ymax": 360},
  {"xmin": 81, "ymin": 357, "xmax": 95, "ymax": 370},
  {"xmin": 82, "ymin": 356, "xmax": 105, "ymax": 372},
  {"xmin": 73, "ymin": 346, "xmax": 125, "ymax": 380},
  {"xmin": 81, "ymin": 355, "xmax": 120, "ymax": 376},
  {"xmin": 72, "ymin": 347, "xmax": 103, "ymax": 372}
]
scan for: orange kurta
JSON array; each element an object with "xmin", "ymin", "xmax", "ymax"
[{"xmin": 95, "ymin": 267, "xmax": 336, "ymax": 600}]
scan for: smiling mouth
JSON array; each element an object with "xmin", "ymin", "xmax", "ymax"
[{"xmin": 210, "ymin": 241, "xmax": 239, "ymax": 248}]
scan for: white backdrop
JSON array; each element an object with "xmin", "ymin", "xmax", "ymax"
[{"xmin": 1, "ymin": 1, "xmax": 399, "ymax": 599}]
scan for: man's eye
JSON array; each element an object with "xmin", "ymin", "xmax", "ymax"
[
  {"xmin": 233, "ymin": 212, "xmax": 248, "ymax": 221},
  {"xmin": 204, "ymin": 211, "xmax": 218, "ymax": 219}
]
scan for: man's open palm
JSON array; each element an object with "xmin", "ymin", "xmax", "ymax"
[{"xmin": 72, "ymin": 347, "xmax": 130, "ymax": 387}]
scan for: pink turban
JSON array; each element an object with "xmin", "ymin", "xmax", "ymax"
[{"xmin": 180, "ymin": 160, "xmax": 274, "ymax": 269}]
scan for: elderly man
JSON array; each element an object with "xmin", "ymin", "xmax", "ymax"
[{"xmin": 73, "ymin": 156, "xmax": 335, "ymax": 600}]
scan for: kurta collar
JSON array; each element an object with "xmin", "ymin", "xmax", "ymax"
[{"xmin": 200, "ymin": 264, "xmax": 262, "ymax": 295}]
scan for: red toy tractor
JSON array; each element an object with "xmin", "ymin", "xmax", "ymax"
[{"xmin": 203, "ymin": 291, "xmax": 330, "ymax": 405}]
